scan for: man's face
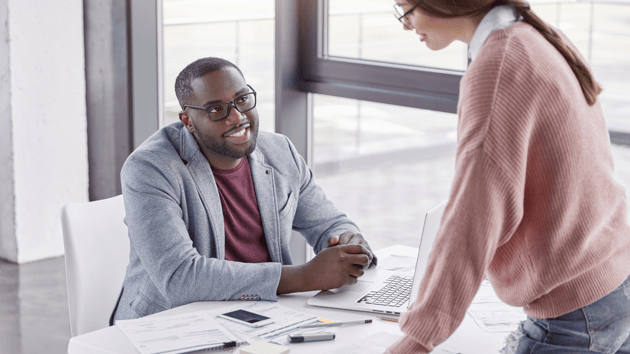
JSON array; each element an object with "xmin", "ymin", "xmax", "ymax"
[{"xmin": 180, "ymin": 67, "xmax": 259, "ymax": 169}]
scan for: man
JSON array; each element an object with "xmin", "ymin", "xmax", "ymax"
[{"xmin": 111, "ymin": 57, "xmax": 375, "ymax": 321}]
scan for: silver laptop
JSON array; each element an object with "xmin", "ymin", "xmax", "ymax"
[{"xmin": 307, "ymin": 200, "xmax": 447, "ymax": 316}]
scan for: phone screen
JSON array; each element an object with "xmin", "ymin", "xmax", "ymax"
[{"xmin": 221, "ymin": 310, "xmax": 270, "ymax": 324}]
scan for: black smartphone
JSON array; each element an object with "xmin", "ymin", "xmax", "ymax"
[{"xmin": 218, "ymin": 309, "xmax": 274, "ymax": 328}]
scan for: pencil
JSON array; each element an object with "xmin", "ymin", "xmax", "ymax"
[
  {"xmin": 298, "ymin": 319, "xmax": 372, "ymax": 329},
  {"xmin": 377, "ymin": 316, "xmax": 399, "ymax": 323}
]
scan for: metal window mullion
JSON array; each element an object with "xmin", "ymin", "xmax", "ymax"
[
  {"xmin": 277, "ymin": 0, "xmax": 313, "ymax": 264},
  {"xmin": 319, "ymin": 0, "xmax": 329, "ymax": 58},
  {"xmin": 311, "ymin": 58, "xmax": 461, "ymax": 95}
]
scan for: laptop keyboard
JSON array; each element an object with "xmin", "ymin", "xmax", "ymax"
[{"xmin": 357, "ymin": 275, "xmax": 413, "ymax": 307}]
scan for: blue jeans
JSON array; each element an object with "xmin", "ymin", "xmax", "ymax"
[{"xmin": 505, "ymin": 275, "xmax": 630, "ymax": 354}]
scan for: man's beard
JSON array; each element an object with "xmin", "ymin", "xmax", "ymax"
[{"xmin": 197, "ymin": 124, "xmax": 258, "ymax": 159}]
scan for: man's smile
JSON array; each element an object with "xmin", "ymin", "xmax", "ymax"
[
  {"xmin": 226, "ymin": 128, "xmax": 247, "ymax": 137},
  {"xmin": 222, "ymin": 122, "xmax": 252, "ymax": 144},
  {"xmin": 223, "ymin": 122, "xmax": 251, "ymax": 138}
]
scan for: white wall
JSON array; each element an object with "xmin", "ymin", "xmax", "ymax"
[
  {"xmin": 0, "ymin": 0, "xmax": 17, "ymax": 261},
  {"xmin": 0, "ymin": 0, "xmax": 89, "ymax": 263}
]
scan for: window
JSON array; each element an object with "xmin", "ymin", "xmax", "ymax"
[
  {"xmin": 328, "ymin": 0, "xmax": 468, "ymax": 70},
  {"xmin": 538, "ymin": 2, "xmax": 630, "ymax": 132},
  {"xmin": 162, "ymin": 0, "xmax": 276, "ymax": 132},
  {"xmin": 298, "ymin": 1, "xmax": 462, "ymax": 116},
  {"xmin": 143, "ymin": 0, "xmax": 630, "ymax": 257},
  {"xmin": 313, "ymin": 95, "xmax": 457, "ymax": 176},
  {"xmin": 303, "ymin": 0, "xmax": 630, "ymax": 252},
  {"xmin": 307, "ymin": 0, "xmax": 630, "ymax": 132},
  {"xmin": 312, "ymin": 95, "xmax": 458, "ymax": 250}
]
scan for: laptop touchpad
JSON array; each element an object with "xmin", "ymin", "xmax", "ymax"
[{"xmin": 331, "ymin": 280, "xmax": 373, "ymax": 293}]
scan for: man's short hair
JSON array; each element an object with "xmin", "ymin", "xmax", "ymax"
[{"xmin": 175, "ymin": 57, "xmax": 244, "ymax": 108}]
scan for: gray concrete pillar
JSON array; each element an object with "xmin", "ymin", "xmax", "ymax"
[{"xmin": 84, "ymin": 0, "xmax": 133, "ymax": 201}]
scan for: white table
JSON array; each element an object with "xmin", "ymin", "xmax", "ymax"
[{"xmin": 68, "ymin": 246, "xmax": 514, "ymax": 354}]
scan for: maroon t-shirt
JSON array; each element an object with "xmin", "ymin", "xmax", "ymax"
[{"xmin": 211, "ymin": 157, "xmax": 272, "ymax": 263}]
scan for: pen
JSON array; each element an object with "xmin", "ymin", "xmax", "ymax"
[
  {"xmin": 298, "ymin": 319, "xmax": 372, "ymax": 329},
  {"xmin": 377, "ymin": 316, "xmax": 399, "ymax": 323},
  {"xmin": 216, "ymin": 341, "xmax": 239, "ymax": 349},
  {"xmin": 288, "ymin": 332, "xmax": 335, "ymax": 343}
]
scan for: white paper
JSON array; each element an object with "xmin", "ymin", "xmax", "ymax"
[
  {"xmin": 432, "ymin": 348, "xmax": 461, "ymax": 354},
  {"xmin": 210, "ymin": 302, "xmax": 319, "ymax": 345},
  {"xmin": 467, "ymin": 280, "xmax": 526, "ymax": 333},
  {"xmin": 116, "ymin": 311, "xmax": 241, "ymax": 354},
  {"xmin": 325, "ymin": 331, "xmax": 460, "ymax": 354},
  {"xmin": 377, "ymin": 255, "xmax": 417, "ymax": 273},
  {"xmin": 467, "ymin": 303, "xmax": 526, "ymax": 333},
  {"xmin": 326, "ymin": 332, "xmax": 401, "ymax": 354}
]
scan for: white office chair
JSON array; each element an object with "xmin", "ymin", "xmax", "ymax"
[{"xmin": 61, "ymin": 194, "xmax": 129, "ymax": 337}]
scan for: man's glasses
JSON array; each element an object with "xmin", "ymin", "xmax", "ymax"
[
  {"xmin": 393, "ymin": 3, "xmax": 418, "ymax": 30},
  {"xmin": 182, "ymin": 84, "xmax": 257, "ymax": 122}
]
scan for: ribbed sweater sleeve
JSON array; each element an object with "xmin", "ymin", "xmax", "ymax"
[
  {"xmin": 388, "ymin": 22, "xmax": 630, "ymax": 353},
  {"xmin": 388, "ymin": 148, "xmax": 522, "ymax": 353}
]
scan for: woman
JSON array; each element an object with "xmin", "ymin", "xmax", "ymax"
[{"xmin": 387, "ymin": 1, "xmax": 630, "ymax": 353}]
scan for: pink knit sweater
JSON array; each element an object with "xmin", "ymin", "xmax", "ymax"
[{"xmin": 389, "ymin": 21, "xmax": 630, "ymax": 354}]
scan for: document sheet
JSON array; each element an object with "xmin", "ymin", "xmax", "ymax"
[
  {"xmin": 467, "ymin": 280, "xmax": 527, "ymax": 333},
  {"xmin": 325, "ymin": 331, "xmax": 461, "ymax": 354},
  {"xmin": 116, "ymin": 311, "xmax": 241, "ymax": 354},
  {"xmin": 326, "ymin": 332, "xmax": 400, "ymax": 354},
  {"xmin": 211, "ymin": 302, "xmax": 319, "ymax": 345}
]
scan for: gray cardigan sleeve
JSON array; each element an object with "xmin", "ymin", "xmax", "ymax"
[{"xmin": 121, "ymin": 150, "xmax": 282, "ymax": 306}]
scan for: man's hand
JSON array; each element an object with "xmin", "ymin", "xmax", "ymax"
[
  {"xmin": 303, "ymin": 244, "xmax": 372, "ymax": 290},
  {"xmin": 277, "ymin": 243, "xmax": 372, "ymax": 294},
  {"xmin": 327, "ymin": 231, "xmax": 375, "ymax": 269}
]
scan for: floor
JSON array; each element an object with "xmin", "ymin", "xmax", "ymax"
[
  {"xmin": 1, "ymin": 144, "xmax": 630, "ymax": 354},
  {"xmin": 0, "ymin": 256, "xmax": 70, "ymax": 354}
]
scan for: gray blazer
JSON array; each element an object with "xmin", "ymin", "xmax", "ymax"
[{"xmin": 112, "ymin": 122, "xmax": 360, "ymax": 321}]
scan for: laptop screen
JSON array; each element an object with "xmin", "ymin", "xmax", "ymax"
[{"xmin": 407, "ymin": 200, "xmax": 448, "ymax": 308}]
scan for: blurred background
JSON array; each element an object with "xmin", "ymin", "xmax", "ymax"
[
  {"xmin": 1, "ymin": 0, "xmax": 629, "ymax": 352},
  {"xmin": 160, "ymin": 0, "xmax": 630, "ymax": 250}
]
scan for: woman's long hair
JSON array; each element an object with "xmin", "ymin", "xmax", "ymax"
[{"xmin": 407, "ymin": 0, "xmax": 602, "ymax": 106}]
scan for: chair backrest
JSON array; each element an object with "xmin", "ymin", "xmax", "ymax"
[{"xmin": 61, "ymin": 195, "xmax": 129, "ymax": 337}]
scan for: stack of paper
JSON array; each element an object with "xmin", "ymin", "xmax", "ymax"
[
  {"xmin": 116, "ymin": 303, "xmax": 320, "ymax": 353},
  {"xmin": 116, "ymin": 311, "xmax": 243, "ymax": 354}
]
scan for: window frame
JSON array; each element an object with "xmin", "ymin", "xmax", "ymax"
[
  {"xmin": 294, "ymin": 0, "xmax": 630, "ymax": 140},
  {"xmin": 297, "ymin": 0, "xmax": 463, "ymax": 114}
]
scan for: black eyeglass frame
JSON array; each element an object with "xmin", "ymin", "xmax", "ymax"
[
  {"xmin": 181, "ymin": 84, "xmax": 257, "ymax": 122},
  {"xmin": 393, "ymin": 3, "xmax": 418, "ymax": 29}
]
